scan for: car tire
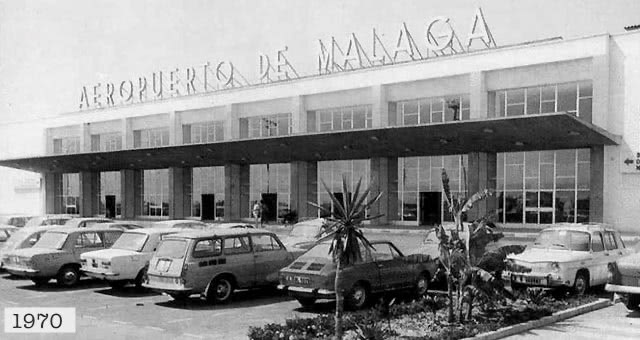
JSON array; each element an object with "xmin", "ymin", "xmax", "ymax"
[
  {"xmin": 57, "ymin": 265, "xmax": 80, "ymax": 287},
  {"xmin": 206, "ymin": 276, "xmax": 234, "ymax": 303},
  {"xmin": 415, "ymin": 272, "xmax": 429, "ymax": 297},
  {"xmin": 134, "ymin": 268, "xmax": 147, "ymax": 290},
  {"xmin": 625, "ymin": 294, "xmax": 640, "ymax": 311},
  {"xmin": 296, "ymin": 297, "xmax": 316, "ymax": 307},
  {"xmin": 31, "ymin": 278, "xmax": 49, "ymax": 286},
  {"xmin": 108, "ymin": 280, "xmax": 127, "ymax": 289},
  {"xmin": 573, "ymin": 271, "xmax": 589, "ymax": 295},
  {"xmin": 346, "ymin": 283, "xmax": 368, "ymax": 310}
]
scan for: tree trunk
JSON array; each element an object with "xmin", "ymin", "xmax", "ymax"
[
  {"xmin": 335, "ymin": 255, "xmax": 343, "ymax": 339},
  {"xmin": 447, "ymin": 275, "xmax": 454, "ymax": 323},
  {"xmin": 466, "ymin": 291, "xmax": 474, "ymax": 321}
]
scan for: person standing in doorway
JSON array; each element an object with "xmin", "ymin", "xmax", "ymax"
[{"xmin": 253, "ymin": 201, "xmax": 262, "ymax": 228}]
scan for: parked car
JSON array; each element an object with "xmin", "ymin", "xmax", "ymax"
[
  {"xmin": 411, "ymin": 222, "xmax": 502, "ymax": 259},
  {"xmin": 605, "ymin": 245, "xmax": 640, "ymax": 311},
  {"xmin": 98, "ymin": 222, "xmax": 144, "ymax": 231},
  {"xmin": 151, "ymin": 219, "xmax": 208, "ymax": 230},
  {"xmin": 208, "ymin": 223, "xmax": 254, "ymax": 229},
  {"xmin": 81, "ymin": 228, "xmax": 182, "ymax": 289},
  {"xmin": 0, "ymin": 228, "xmax": 51, "ymax": 269},
  {"xmin": 24, "ymin": 214, "xmax": 73, "ymax": 228},
  {"xmin": 278, "ymin": 240, "xmax": 437, "ymax": 309},
  {"xmin": 2, "ymin": 226, "xmax": 124, "ymax": 286},
  {"xmin": 62, "ymin": 217, "xmax": 113, "ymax": 228},
  {"xmin": 144, "ymin": 229, "xmax": 295, "ymax": 303},
  {"xmin": 0, "ymin": 225, "xmax": 18, "ymax": 244},
  {"xmin": 0, "ymin": 215, "xmax": 32, "ymax": 228},
  {"xmin": 281, "ymin": 218, "xmax": 327, "ymax": 251},
  {"xmin": 503, "ymin": 223, "xmax": 630, "ymax": 294}
]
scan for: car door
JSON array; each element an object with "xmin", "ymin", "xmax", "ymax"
[
  {"xmin": 589, "ymin": 231, "xmax": 608, "ymax": 285},
  {"xmin": 341, "ymin": 245, "xmax": 381, "ymax": 293},
  {"xmin": 250, "ymin": 234, "xmax": 290, "ymax": 284},
  {"xmin": 221, "ymin": 235, "xmax": 255, "ymax": 287},
  {"xmin": 191, "ymin": 237, "xmax": 222, "ymax": 288},
  {"xmin": 371, "ymin": 242, "xmax": 412, "ymax": 291}
]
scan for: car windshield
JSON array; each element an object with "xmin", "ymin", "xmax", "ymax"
[
  {"xmin": 25, "ymin": 217, "xmax": 45, "ymax": 228},
  {"xmin": 290, "ymin": 224, "xmax": 321, "ymax": 237},
  {"xmin": 112, "ymin": 233, "xmax": 148, "ymax": 252},
  {"xmin": 155, "ymin": 239, "xmax": 187, "ymax": 259},
  {"xmin": 34, "ymin": 232, "xmax": 68, "ymax": 250},
  {"xmin": 2, "ymin": 229, "xmax": 34, "ymax": 249},
  {"xmin": 533, "ymin": 230, "xmax": 590, "ymax": 251}
]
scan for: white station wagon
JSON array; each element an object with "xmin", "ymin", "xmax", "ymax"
[
  {"xmin": 503, "ymin": 223, "xmax": 630, "ymax": 294},
  {"xmin": 81, "ymin": 228, "xmax": 181, "ymax": 289}
]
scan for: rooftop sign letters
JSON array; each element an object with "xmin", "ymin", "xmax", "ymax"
[{"xmin": 78, "ymin": 7, "xmax": 495, "ymax": 110}]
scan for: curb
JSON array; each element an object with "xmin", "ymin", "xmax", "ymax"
[{"xmin": 464, "ymin": 298, "xmax": 612, "ymax": 340}]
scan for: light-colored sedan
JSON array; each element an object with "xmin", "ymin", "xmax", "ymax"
[
  {"xmin": 503, "ymin": 223, "xmax": 630, "ymax": 294},
  {"xmin": 81, "ymin": 228, "xmax": 181, "ymax": 289},
  {"xmin": 281, "ymin": 218, "xmax": 326, "ymax": 251},
  {"xmin": 151, "ymin": 219, "xmax": 208, "ymax": 230}
]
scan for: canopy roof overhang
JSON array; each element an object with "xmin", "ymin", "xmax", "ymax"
[{"xmin": 0, "ymin": 113, "xmax": 620, "ymax": 174}]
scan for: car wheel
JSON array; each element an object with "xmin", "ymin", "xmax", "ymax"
[
  {"xmin": 346, "ymin": 283, "xmax": 368, "ymax": 310},
  {"xmin": 206, "ymin": 276, "xmax": 234, "ymax": 303},
  {"xmin": 415, "ymin": 273, "xmax": 429, "ymax": 297},
  {"xmin": 134, "ymin": 268, "xmax": 147, "ymax": 290},
  {"xmin": 625, "ymin": 294, "xmax": 640, "ymax": 311},
  {"xmin": 573, "ymin": 272, "xmax": 589, "ymax": 295},
  {"xmin": 57, "ymin": 266, "xmax": 80, "ymax": 287},
  {"xmin": 31, "ymin": 278, "xmax": 49, "ymax": 286},
  {"xmin": 108, "ymin": 280, "xmax": 127, "ymax": 289}
]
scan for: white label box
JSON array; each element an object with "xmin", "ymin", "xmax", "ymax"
[{"xmin": 4, "ymin": 307, "xmax": 76, "ymax": 333}]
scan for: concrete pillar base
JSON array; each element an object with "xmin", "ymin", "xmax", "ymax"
[{"xmin": 369, "ymin": 157, "xmax": 398, "ymax": 224}]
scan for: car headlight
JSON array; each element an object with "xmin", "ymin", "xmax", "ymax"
[{"xmin": 549, "ymin": 262, "xmax": 560, "ymax": 273}]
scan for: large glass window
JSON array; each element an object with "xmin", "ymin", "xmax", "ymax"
[
  {"xmin": 99, "ymin": 171, "xmax": 121, "ymax": 217},
  {"xmin": 398, "ymin": 155, "xmax": 467, "ymax": 222},
  {"xmin": 495, "ymin": 81, "xmax": 593, "ymax": 122},
  {"xmin": 317, "ymin": 160, "xmax": 370, "ymax": 218},
  {"xmin": 400, "ymin": 95, "xmax": 470, "ymax": 126},
  {"xmin": 248, "ymin": 114, "xmax": 291, "ymax": 138},
  {"xmin": 91, "ymin": 132, "xmax": 122, "ymax": 152},
  {"xmin": 58, "ymin": 173, "xmax": 79, "ymax": 214},
  {"xmin": 250, "ymin": 164, "xmax": 290, "ymax": 220},
  {"xmin": 189, "ymin": 121, "xmax": 224, "ymax": 144},
  {"xmin": 316, "ymin": 105, "xmax": 373, "ymax": 132},
  {"xmin": 192, "ymin": 166, "xmax": 225, "ymax": 219},
  {"xmin": 52, "ymin": 137, "xmax": 80, "ymax": 155},
  {"xmin": 142, "ymin": 169, "xmax": 169, "ymax": 217},
  {"xmin": 134, "ymin": 128, "xmax": 170, "ymax": 148},
  {"xmin": 497, "ymin": 149, "xmax": 590, "ymax": 224}
]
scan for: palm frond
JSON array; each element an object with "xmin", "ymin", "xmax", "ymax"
[
  {"xmin": 320, "ymin": 179, "xmax": 348, "ymax": 219},
  {"xmin": 441, "ymin": 168, "xmax": 453, "ymax": 209},
  {"xmin": 341, "ymin": 175, "xmax": 352, "ymax": 217},
  {"xmin": 461, "ymin": 189, "xmax": 493, "ymax": 213}
]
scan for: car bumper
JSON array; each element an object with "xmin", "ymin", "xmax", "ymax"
[
  {"xmin": 82, "ymin": 269, "xmax": 120, "ymax": 280},
  {"xmin": 605, "ymin": 283, "xmax": 640, "ymax": 295},
  {"xmin": 277, "ymin": 285, "xmax": 335, "ymax": 298},
  {"xmin": 4, "ymin": 265, "xmax": 40, "ymax": 277},
  {"xmin": 502, "ymin": 271, "xmax": 566, "ymax": 288},
  {"xmin": 143, "ymin": 282, "xmax": 192, "ymax": 294}
]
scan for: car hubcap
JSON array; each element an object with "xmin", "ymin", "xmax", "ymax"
[
  {"xmin": 417, "ymin": 278, "xmax": 427, "ymax": 294},
  {"xmin": 216, "ymin": 281, "xmax": 230, "ymax": 299},
  {"xmin": 352, "ymin": 288, "xmax": 365, "ymax": 305},
  {"xmin": 64, "ymin": 271, "xmax": 77, "ymax": 283}
]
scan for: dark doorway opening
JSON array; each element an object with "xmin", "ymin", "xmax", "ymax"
[
  {"xmin": 261, "ymin": 193, "xmax": 278, "ymax": 223},
  {"xmin": 419, "ymin": 192, "xmax": 441, "ymax": 226},
  {"xmin": 201, "ymin": 194, "xmax": 216, "ymax": 220},
  {"xmin": 332, "ymin": 192, "xmax": 352, "ymax": 216},
  {"xmin": 105, "ymin": 195, "xmax": 116, "ymax": 219}
]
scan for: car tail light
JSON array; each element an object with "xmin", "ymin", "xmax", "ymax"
[{"xmin": 101, "ymin": 261, "xmax": 111, "ymax": 269}]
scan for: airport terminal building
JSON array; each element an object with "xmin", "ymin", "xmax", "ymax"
[{"xmin": 1, "ymin": 26, "xmax": 639, "ymax": 231}]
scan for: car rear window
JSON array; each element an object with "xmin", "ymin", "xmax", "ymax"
[{"xmin": 156, "ymin": 239, "xmax": 188, "ymax": 259}]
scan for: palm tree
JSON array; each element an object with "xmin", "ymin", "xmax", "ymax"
[{"xmin": 308, "ymin": 176, "xmax": 383, "ymax": 339}]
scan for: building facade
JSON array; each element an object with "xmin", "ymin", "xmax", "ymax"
[{"xmin": 1, "ymin": 31, "xmax": 639, "ymax": 231}]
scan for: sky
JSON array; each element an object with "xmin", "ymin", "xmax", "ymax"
[{"xmin": 0, "ymin": 0, "xmax": 639, "ymax": 123}]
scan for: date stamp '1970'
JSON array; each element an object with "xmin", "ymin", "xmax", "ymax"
[{"xmin": 4, "ymin": 307, "xmax": 75, "ymax": 333}]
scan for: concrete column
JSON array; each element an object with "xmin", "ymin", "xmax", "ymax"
[
  {"xmin": 120, "ymin": 169, "xmax": 142, "ymax": 219},
  {"xmin": 369, "ymin": 157, "xmax": 398, "ymax": 224},
  {"xmin": 371, "ymin": 85, "xmax": 389, "ymax": 128},
  {"xmin": 290, "ymin": 161, "xmax": 318, "ymax": 219},
  {"xmin": 122, "ymin": 118, "xmax": 134, "ymax": 149},
  {"xmin": 168, "ymin": 167, "xmax": 191, "ymax": 219},
  {"xmin": 469, "ymin": 72, "xmax": 488, "ymax": 120},
  {"xmin": 79, "ymin": 171, "xmax": 100, "ymax": 217},
  {"xmin": 169, "ymin": 111, "xmax": 183, "ymax": 145},
  {"xmin": 80, "ymin": 123, "xmax": 91, "ymax": 152},
  {"xmin": 224, "ymin": 104, "xmax": 240, "ymax": 140},
  {"xmin": 224, "ymin": 164, "xmax": 250, "ymax": 221},
  {"xmin": 589, "ymin": 145, "xmax": 604, "ymax": 223},
  {"xmin": 591, "ymin": 54, "xmax": 609, "ymax": 129},
  {"xmin": 290, "ymin": 96, "xmax": 306, "ymax": 133},
  {"xmin": 466, "ymin": 152, "xmax": 497, "ymax": 221},
  {"xmin": 44, "ymin": 173, "xmax": 62, "ymax": 214}
]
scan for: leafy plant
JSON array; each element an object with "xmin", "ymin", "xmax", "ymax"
[{"xmin": 308, "ymin": 176, "xmax": 383, "ymax": 339}]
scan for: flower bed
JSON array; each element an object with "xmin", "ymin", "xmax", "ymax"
[{"xmin": 247, "ymin": 293, "xmax": 598, "ymax": 340}]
